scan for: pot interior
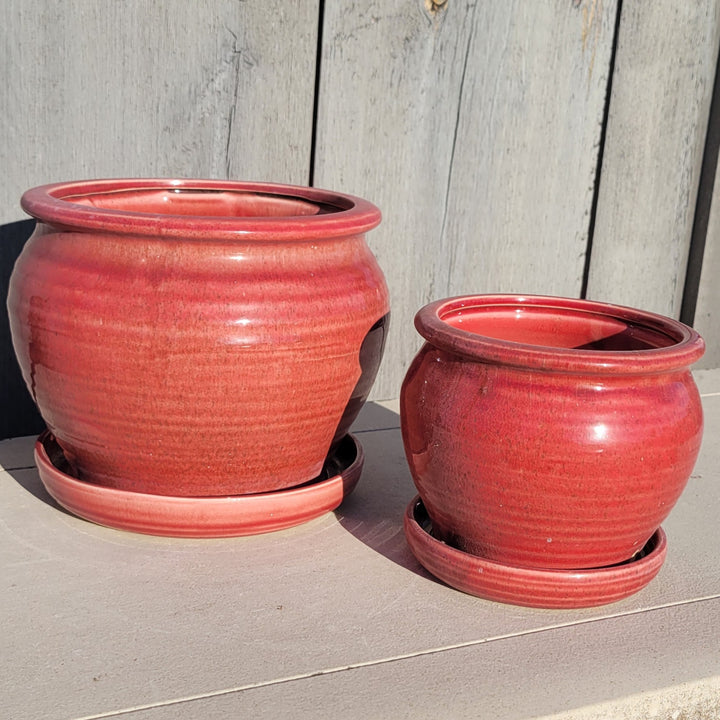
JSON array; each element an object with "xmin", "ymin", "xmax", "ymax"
[
  {"xmin": 64, "ymin": 187, "xmax": 337, "ymax": 218},
  {"xmin": 440, "ymin": 304, "xmax": 679, "ymax": 351}
]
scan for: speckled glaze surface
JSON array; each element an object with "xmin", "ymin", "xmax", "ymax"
[
  {"xmin": 36, "ymin": 431, "xmax": 363, "ymax": 537},
  {"xmin": 401, "ymin": 294, "xmax": 704, "ymax": 570},
  {"xmin": 404, "ymin": 498, "xmax": 667, "ymax": 609},
  {"xmin": 9, "ymin": 179, "xmax": 389, "ymax": 496}
]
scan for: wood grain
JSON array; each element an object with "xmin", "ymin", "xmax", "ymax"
[
  {"xmin": 315, "ymin": 0, "xmax": 617, "ymax": 398},
  {"xmin": 0, "ymin": 1, "xmax": 319, "ymax": 225},
  {"xmin": 586, "ymin": 1, "xmax": 720, "ymax": 318}
]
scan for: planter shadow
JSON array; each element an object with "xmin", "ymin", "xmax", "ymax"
[
  {"xmin": 334, "ymin": 407, "xmax": 431, "ymax": 578},
  {"xmin": 3, "ymin": 462, "xmax": 71, "ymax": 519},
  {"xmin": 1, "ymin": 219, "xmax": 45, "ymax": 440}
]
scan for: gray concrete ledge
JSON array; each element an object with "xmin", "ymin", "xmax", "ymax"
[{"xmin": 1, "ymin": 373, "xmax": 718, "ymax": 720}]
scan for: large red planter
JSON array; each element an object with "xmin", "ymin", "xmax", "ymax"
[
  {"xmin": 401, "ymin": 294, "xmax": 704, "ymax": 572},
  {"xmin": 8, "ymin": 179, "xmax": 389, "ymax": 497}
]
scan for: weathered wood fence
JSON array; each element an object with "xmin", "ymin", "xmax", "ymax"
[{"xmin": 2, "ymin": 1, "xmax": 720, "ymax": 438}]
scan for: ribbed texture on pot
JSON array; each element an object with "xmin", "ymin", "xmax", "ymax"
[
  {"xmin": 9, "ymin": 182, "xmax": 388, "ymax": 496},
  {"xmin": 401, "ymin": 296, "xmax": 704, "ymax": 571}
]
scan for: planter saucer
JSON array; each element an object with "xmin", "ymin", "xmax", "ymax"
[
  {"xmin": 35, "ymin": 431, "xmax": 363, "ymax": 538},
  {"xmin": 404, "ymin": 497, "xmax": 667, "ymax": 609}
]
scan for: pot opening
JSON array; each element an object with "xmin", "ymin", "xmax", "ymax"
[
  {"xmin": 62, "ymin": 187, "xmax": 347, "ymax": 219},
  {"xmin": 440, "ymin": 304, "xmax": 679, "ymax": 351}
]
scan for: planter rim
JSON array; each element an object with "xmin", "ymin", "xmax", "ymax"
[
  {"xmin": 415, "ymin": 294, "xmax": 705, "ymax": 374},
  {"xmin": 20, "ymin": 178, "xmax": 381, "ymax": 241}
]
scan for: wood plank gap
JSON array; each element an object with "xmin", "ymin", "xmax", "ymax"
[
  {"xmin": 680, "ymin": 40, "xmax": 720, "ymax": 325},
  {"xmin": 308, "ymin": 0, "xmax": 325, "ymax": 187},
  {"xmin": 581, "ymin": 0, "xmax": 623, "ymax": 299},
  {"xmin": 440, "ymin": 3, "xmax": 478, "ymax": 295},
  {"xmin": 222, "ymin": 25, "xmax": 241, "ymax": 180},
  {"xmin": 70, "ymin": 594, "xmax": 720, "ymax": 720}
]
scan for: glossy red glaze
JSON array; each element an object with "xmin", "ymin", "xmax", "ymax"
[
  {"xmin": 404, "ymin": 498, "xmax": 667, "ymax": 608},
  {"xmin": 9, "ymin": 179, "xmax": 389, "ymax": 495},
  {"xmin": 401, "ymin": 295, "xmax": 704, "ymax": 570},
  {"xmin": 36, "ymin": 432, "xmax": 363, "ymax": 537}
]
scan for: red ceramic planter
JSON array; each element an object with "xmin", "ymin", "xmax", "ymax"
[
  {"xmin": 401, "ymin": 294, "xmax": 704, "ymax": 571},
  {"xmin": 8, "ymin": 179, "xmax": 389, "ymax": 496}
]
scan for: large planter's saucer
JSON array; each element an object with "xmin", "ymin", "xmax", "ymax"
[
  {"xmin": 404, "ymin": 497, "xmax": 667, "ymax": 609},
  {"xmin": 35, "ymin": 431, "xmax": 363, "ymax": 538}
]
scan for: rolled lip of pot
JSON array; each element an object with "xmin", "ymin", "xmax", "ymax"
[
  {"xmin": 415, "ymin": 294, "xmax": 705, "ymax": 374},
  {"xmin": 20, "ymin": 178, "xmax": 381, "ymax": 241}
]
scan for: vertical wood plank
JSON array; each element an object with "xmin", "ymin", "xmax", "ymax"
[
  {"xmin": 314, "ymin": 0, "xmax": 480, "ymax": 400},
  {"xmin": 0, "ymin": 1, "xmax": 319, "ymax": 437},
  {"xmin": 586, "ymin": 1, "xmax": 720, "ymax": 318},
  {"xmin": 315, "ymin": 0, "xmax": 617, "ymax": 399},
  {"xmin": 440, "ymin": 1, "xmax": 616, "ymax": 299},
  {"xmin": 0, "ymin": 1, "xmax": 319, "ymax": 225},
  {"xmin": 694, "ymin": 167, "xmax": 720, "ymax": 369}
]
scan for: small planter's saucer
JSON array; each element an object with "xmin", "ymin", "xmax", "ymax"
[
  {"xmin": 404, "ymin": 497, "xmax": 667, "ymax": 609},
  {"xmin": 35, "ymin": 431, "xmax": 363, "ymax": 538}
]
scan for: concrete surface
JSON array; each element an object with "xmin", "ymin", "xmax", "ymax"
[{"xmin": 1, "ymin": 376, "xmax": 718, "ymax": 720}]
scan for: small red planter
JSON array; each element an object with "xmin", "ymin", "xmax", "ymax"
[
  {"xmin": 8, "ymin": 179, "xmax": 389, "ymax": 499},
  {"xmin": 401, "ymin": 294, "xmax": 704, "ymax": 602}
]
